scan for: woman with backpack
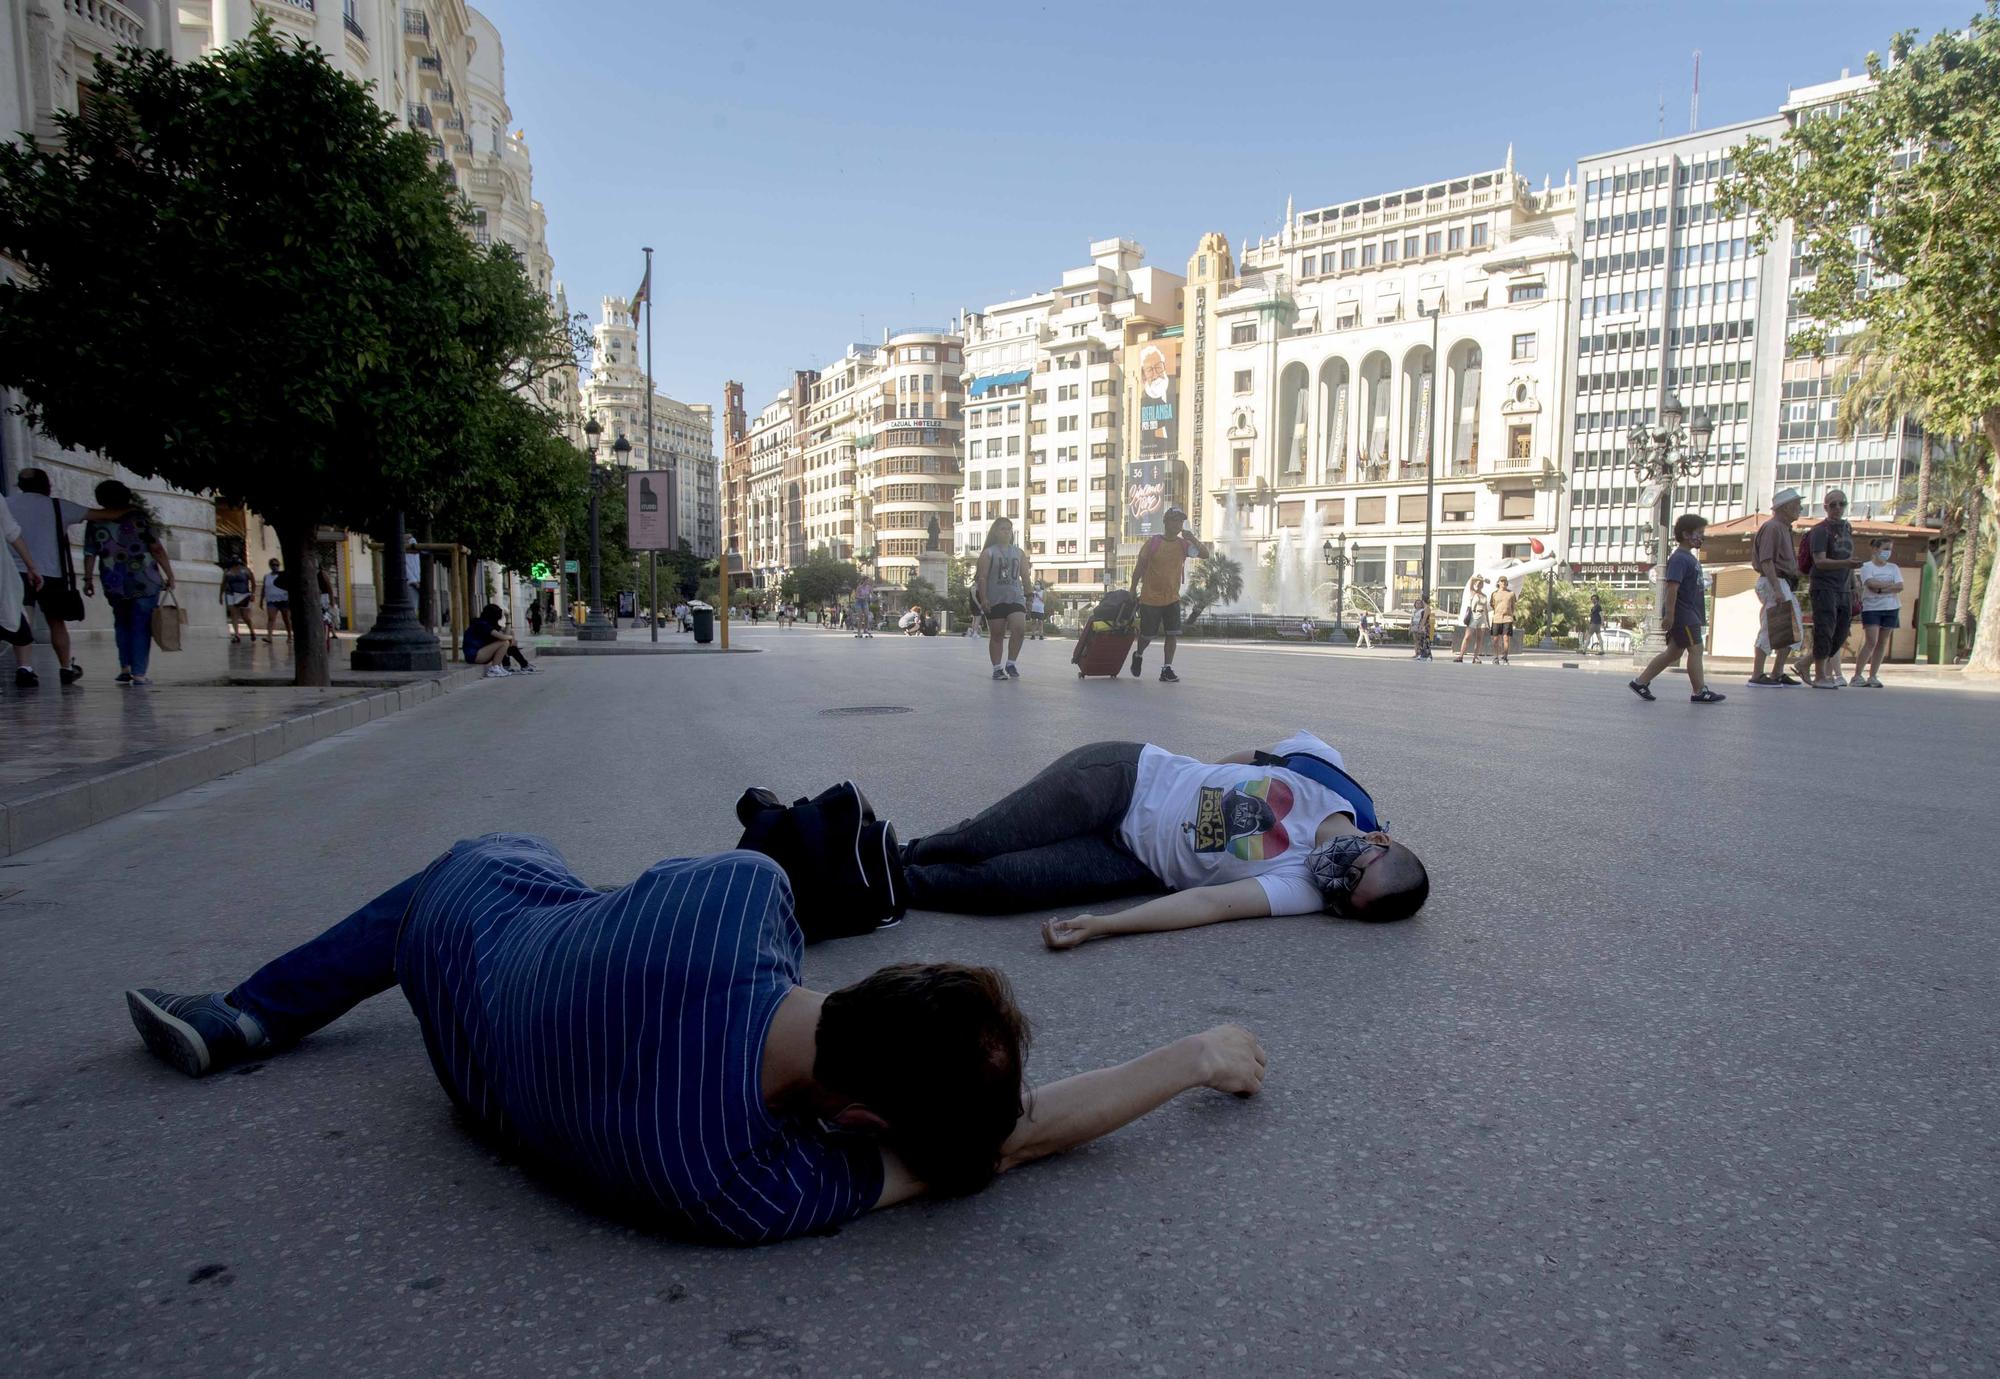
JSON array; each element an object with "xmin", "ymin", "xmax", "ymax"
[{"xmin": 975, "ymin": 516, "xmax": 1031, "ymax": 681}]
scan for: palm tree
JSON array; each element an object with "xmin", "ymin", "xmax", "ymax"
[
  {"xmin": 1835, "ymin": 326, "xmax": 1932, "ymax": 521},
  {"xmin": 1181, "ymin": 554, "xmax": 1245, "ymax": 626},
  {"xmin": 1921, "ymin": 439, "xmax": 1993, "ymax": 624}
]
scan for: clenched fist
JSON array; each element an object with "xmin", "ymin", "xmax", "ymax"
[{"xmin": 1194, "ymin": 1024, "xmax": 1267, "ymax": 1097}]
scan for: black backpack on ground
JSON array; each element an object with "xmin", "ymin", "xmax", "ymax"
[{"xmin": 734, "ymin": 781, "xmax": 906, "ymax": 942}]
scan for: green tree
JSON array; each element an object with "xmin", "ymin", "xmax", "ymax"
[
  {"xmin": 1724, "ymin": 4, "xmax": 2000, "ymax": 670},
  {"xmin": 1835, "ymin": 325, "xmax": 1935, "ymax": 521},
  {"xmin": 945, "ymin": 555, "xmax": 978, "ymax": 620},
  {"xmin": 903, "ymin": 576, "xmax": 942, "ymax": 611},
  {"xmin": 789, "ymin": 547, "xmax": 863, "ymax": 608},
  {"xmin": 1182, "ymin": 554, "xmax": 1245, "ymax": 625},
  {"xmin": 0, "ymin": 22, "xmax": 570, "ymax": 684}
]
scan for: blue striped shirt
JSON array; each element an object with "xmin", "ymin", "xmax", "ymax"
[{"xmin": 394, "ymin": 835, "xmax": 884, "ymax": 1244}]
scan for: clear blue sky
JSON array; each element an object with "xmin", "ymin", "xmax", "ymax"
[{"xmin": 470, "ymin": 0, "xmax": 1972, "ymax": 416}]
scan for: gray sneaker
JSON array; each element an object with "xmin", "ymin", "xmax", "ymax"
[
  {"xmin": 126, "ymin": 988, "xmax": 269, "ymax": 1078},
  {"xmin": 991, "ymin": 667, "xmax": 1008, "ymax": 681}
]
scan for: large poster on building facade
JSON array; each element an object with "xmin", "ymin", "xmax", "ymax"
[
  {"xmin": 1137, "ymin": 339, "xmax": 1179, "ymax": 456},
  {"xmin": 1125, "ymin": 459, "xmax": 1168, "ymax": 537}
]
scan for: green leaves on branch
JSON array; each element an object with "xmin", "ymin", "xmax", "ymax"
[{"xmin": 0, "ymin": 17, "xmax": 580, "ymax": 559}]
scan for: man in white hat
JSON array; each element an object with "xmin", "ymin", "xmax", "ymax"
[{"xmin": 1749, "ymin": 489, "xmax": 1805, "ymax": 687}]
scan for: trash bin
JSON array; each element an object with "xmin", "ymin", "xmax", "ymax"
[{"xmin": 692, "ymin": 606, "xmax": 715, "ymax": 644}]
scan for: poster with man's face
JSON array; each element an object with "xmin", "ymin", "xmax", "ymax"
[{"xmin": 1137, "ymin": 340, "xmax": 1180, "ymax": 456}]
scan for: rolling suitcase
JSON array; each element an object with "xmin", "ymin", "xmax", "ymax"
[{"xmin": 1072, "ymin": 589, "xmax": 1138, "ymax": 679}]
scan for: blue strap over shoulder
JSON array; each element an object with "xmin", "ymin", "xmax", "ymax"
[{"xmin": 1255, "ymin": 751, "xmax": 1383, "ymax": 833}]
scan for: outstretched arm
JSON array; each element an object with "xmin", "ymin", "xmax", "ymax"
[
  {"xmin": 1042, "ymin": 879, "xmax": 1272, "ymax": 950},
  {"xmin": 874, "ymin": 1024, "xmax": 1266, "ymax": 1208}
]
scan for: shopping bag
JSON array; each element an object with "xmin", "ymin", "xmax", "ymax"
[
  {"xmin": 1766, "ymin": 597, "xmax": 1800, "ymax": 649},
  {"xmin": 151, "ymin": 590, "xmax": 187, "ymax": 652}
]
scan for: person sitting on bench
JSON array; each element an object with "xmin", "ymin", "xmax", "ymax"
[
  {"xmin": 123, "ymin": 838, "xmax": 1266, "ymax": 1246},
  {"xmin": 899, "ymin": 732, "xmax": 1429, "ymax": 948}
]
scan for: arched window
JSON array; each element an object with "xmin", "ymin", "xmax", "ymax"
[
  {"xmin": 1449, "ymin": 343, "xmax": 1483, "ymax": 474},
  {"xmin": 1402, "ymin": 346, "xmax": 1435, "ymax": 476},
  {"xmin": 1277, "ymin": 363, "xmax": 1310, "ymax": 485},
  {"xmin": 1359, "ymin": 353, "xmax": 1392, "ymax": 479},
  {"xmin": 1318, "ymin": 358, "xmax": 1350, "ymax": 483}
]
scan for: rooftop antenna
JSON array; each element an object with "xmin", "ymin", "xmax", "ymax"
[
  {"xmin": 1658, "ymin": 85, "xmax": 1666, "ymax": 138},
  {"xmin": 1690, "ymin": 50, "xmax": 1701, "ymax": 133}
]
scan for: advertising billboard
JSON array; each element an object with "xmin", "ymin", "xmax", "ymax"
[
  {"xmin": 626, "ymin": 471, "xmax": 676, "ymax": 551},
  {"xmin": 1136, "ymin": 338, "xmax": 1180, "ymax": 457},
  {"xmin": 1124, "ymin": 459, "xmax": 1169, "ymax": 538}
]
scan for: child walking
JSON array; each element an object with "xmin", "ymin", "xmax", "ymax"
[{"xmin": 1628, "ymin": 513, "xmax": 1725, "ymax": 704}]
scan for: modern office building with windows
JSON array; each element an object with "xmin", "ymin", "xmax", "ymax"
[
  {"xmin": 1205, "ymin": 157, "xmax": 1576, "ymax": 619},
  {"xmin": 1567, "ymin": 117, "xmax": 1788, "ymax": 587},
  {"xmin": 957, "ymin": 240, "xmax": 1183, "ymax": 606},
  {"xmin": 1765, "ymin": 71, "xmax": 1924, "ymax": 519}
]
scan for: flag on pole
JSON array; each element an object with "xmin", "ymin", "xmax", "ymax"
[{"xmin": 631, "ymin": 260, "xmax": 650, "ymax": 320}]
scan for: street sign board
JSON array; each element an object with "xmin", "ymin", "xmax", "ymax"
[
  {"xmin": 627, "ymin": 470, "xmax": 677, "ymax": 551},
  {"xmin": 563, "ymin": 559, "xmax": 579, "ymax": 574}
]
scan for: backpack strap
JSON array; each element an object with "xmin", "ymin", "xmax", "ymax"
[{"xmin": 1254, "ymin": 750, "xmax": 1383, "ymax": 833}]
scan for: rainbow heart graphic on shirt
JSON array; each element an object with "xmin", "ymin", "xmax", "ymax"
[{"xmin": 1191, "ymin": 777, "xmax": 1294, "ymax": 859}]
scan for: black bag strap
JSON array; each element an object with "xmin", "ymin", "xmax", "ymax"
[{"xmin": 53, "ymin": 497, "xmax": 77, "ymax": 585}]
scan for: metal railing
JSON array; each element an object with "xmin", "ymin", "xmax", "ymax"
[
  {"xmin": 343, "ymin": 9, "xmax": 365, "ymax": 41},
  {"xmin": 403, "ymin": 9, "xmax": 429, "ymax": 38},
  {"xmin": 406, "ymin": 103, "xmax": 431, "ymax": 129}
]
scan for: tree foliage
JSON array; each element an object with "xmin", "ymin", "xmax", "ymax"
[
  {"xmin": 0, "ymin": 22, "xmax": 577, "ymax": 682},
  {"xmin": 1183, "ymin": 554, "xmax": 1245, "ymax": 624},
  {"xmin": 788, "ymin": 547, "xmax": 864, "ymax": 608},
  {"xmin": 1723, "ymin": 4, "xmax": 2000, "ymax": 668}
]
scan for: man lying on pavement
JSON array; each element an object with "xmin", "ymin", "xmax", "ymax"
[{"xmin": 125, "ymin": 836, "xmax": 1266, "ymax": 1246}]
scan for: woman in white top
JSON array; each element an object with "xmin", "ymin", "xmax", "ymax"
[
  {"xmin": 1851, "ymin": 538, "xmax": 1904, "ymax": 688},
  {"xmin": 1, "ymin": 498, "xmax": 45, "ymax": 674},
  {"xmin": 974, "ymin": 517, "xmax": 1031, "ymax": 681},
  {"xmin": 1454, "ymin": 577, "xmax": 1489, "ymax": 662}
]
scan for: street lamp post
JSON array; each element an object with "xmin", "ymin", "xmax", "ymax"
[
  {"xmin": 1625, "ymin": 393, "xmax": 1714, "ymax": 655},
  {"xmin": 577, "ymin": 418, "xmax": 618, "ymax": 642},
  {"xmin": 350, "ymin": 506, "xmax": 443, "ymax": 671},
  {"xmin": 1321, "ymin": 532, "xmax": 1349, "ymax": 643}
]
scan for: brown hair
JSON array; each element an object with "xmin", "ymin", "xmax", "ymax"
[{"xmin": 815, "ymin": 962, "xmax": 1029, "ymax": 1196}]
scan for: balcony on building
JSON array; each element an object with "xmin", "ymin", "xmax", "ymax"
[
  {"xmin": 403, "ymin": 8, "xmax": 430, "ymax": 49},
  {"xmin": 342, "ymin": 0, "xmax": 365, "ymax": 43}
]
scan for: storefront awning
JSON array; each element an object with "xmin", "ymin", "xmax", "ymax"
[{"xmin": 968, "ymin": 370, "xmax": 1032, "ymax": 398}]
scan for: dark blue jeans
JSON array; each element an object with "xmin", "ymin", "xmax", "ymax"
[
  {"xmin": 904, "ymin": 741, "xmax": 1161, "ymax": 914},
  {"xmin": 110, "ymin": 593, "xmax": 159, "ymax": 677},
  {"xmin": 228, "ymin": 872, "xmax": 424, "ymax": 1044}
]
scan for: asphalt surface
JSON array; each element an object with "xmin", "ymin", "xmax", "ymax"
[{"xmin": 3, "ymin": 627, "xmax": 1994, "ymax": 1378}]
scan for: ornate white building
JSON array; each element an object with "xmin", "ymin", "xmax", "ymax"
[
  {"xmin": 580, "ymin": 298, "xmax": 717, "ymax": 556},
  {"xmin": 1, "ymin": 0, "xmax": 564, "ymax": 630},
  {"xmin": 1193, "ymin": 159, "xmax": 1578, "ymax": 618}
]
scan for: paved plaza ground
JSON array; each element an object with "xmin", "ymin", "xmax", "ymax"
[{"xmin": 2, "ymin": 627, "xmax": 1994, "ymax": 1378}]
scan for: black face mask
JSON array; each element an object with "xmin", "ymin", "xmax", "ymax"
[{"xmin": 1310, "ymin": 834, "xmax": 1383, "ymax": 912}]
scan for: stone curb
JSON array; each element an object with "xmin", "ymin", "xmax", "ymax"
[{"xmin": 0, "ymin": 665, "xmax": 486, "ymax": 857}]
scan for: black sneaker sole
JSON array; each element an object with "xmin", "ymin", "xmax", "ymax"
[{"xmin": 125, "ymin": 989, "xmax": 212, "ymax": 1077}]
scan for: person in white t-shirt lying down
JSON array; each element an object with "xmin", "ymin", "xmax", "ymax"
[{"xmin": 899, "ymin": 732, "xmax": 1428, "ymax": 947}]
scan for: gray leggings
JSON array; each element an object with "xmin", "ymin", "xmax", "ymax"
[{"xmin": 905, "ymin": 741, "xmax": 1162, "ymax": 914}]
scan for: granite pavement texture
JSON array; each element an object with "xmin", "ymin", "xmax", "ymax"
[{"xmin": 2, "ymin": 626, "xmax": 1994, "ymax": 1378}]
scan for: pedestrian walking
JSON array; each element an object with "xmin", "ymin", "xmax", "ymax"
[
  {"xmin": 1488, "ymin": 577, "xmax": 1517, "ymax": 664},
  {"xmin": 219, "ymin": 555, "xmax": 256, "ymax": 644},
  {"xmin": 317, "ymin": 562, "xmax": 337, "ymax": 651},
  {"xmin": 1129, "ymin": 504, "xmax": 1207, "ymax": 684},
  {"xmin": 1410, "ymin": 598, "xmax": 1434, "ymax": 659},
  {"xmin": 1584, "ymin": 594, "xmax": 1605, "ymax": 655},
  {"xmin": 1454, "ymin": 576, "xmax": 1489, "ymax": 662},
  {"xmin": 1028, "ymin": 589, "xmax": 1046, "ymax": 640},
  {"xmin": 527, "ymin": 600, "xmax": 543, "ymax": 636},
  {"xmin": 1, "ymin": 495, "xmax": 44, "ymax": 680},
  {"xmin": 975, "ymin": 516, "xmax": 1031, "ymax": 680},
  {"xmin": 1748, "ymin": 488, "xmax": 1805, "ymax": 687},
  {"xmin": 124, "ymin": 839, "xmax": 1265, "ymax": 1244},
  {"xmin": 1804, "ymin": 490, "xmax": 1861, "ymax": 689},
  {"xmin": 1356, "ymin": 612, "xmax": 1376, "ymax": 649},
  {"xmin": 5, "ymin": 467, "xmax": 90, "ymax": 685},
  {"xmin": 80, "ymin": 481, "xmax": 175, "ymax": 687},
  {"xmin": 1851, "ymin": 538, "xmax": 1903, "ymax": 688},
  {"xmin": 260, "ymin": 558, "xmax": 292, "ymax": 642},
  {"xmin": 1628, "ymin": 513, "xmax": 1724, "ymax": 705}
]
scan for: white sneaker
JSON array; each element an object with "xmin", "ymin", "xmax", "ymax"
[
  {"xmin": 1832, "ymin": 671, "xmax": 1847, "ymax": 686},
  {"xmin": 1866, "ymin": 675, "xmax": 1883, "ymax": 688},
  {"xmin": 483, "ymin": 665, "xmax": 512, "ymax": 678}
]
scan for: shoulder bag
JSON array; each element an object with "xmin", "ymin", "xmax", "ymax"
[
  {"xmin": 151, "ymin": 588, "xmax": 187, "ymax": 652},
  {"xmin": 50, "ymin": 498, "xmax": 87, "ymax": 622}
]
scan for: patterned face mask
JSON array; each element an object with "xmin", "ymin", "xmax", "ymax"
[{"xmin": 1310, "ymin": 834, "xmax": 1386, "ymax": 913}]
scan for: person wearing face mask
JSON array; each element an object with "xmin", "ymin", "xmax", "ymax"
[
  {"xmin": 1851, "ymin": 538, "xmax": 1904, "ymax": 687},
  {"xmin": 1628, "ymin": 513, "xmax": 1724, "ymax": 704},
  {"xmin": 884, "ymin": 730, "xmax": 1429, "ymax": 946}
]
